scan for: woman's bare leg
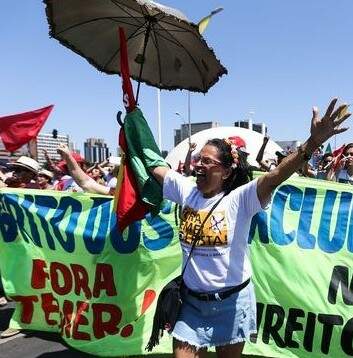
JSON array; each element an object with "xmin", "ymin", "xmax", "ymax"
[
  {"xmin": 215, "ymin": 342, "xmax": 245, "ymax": 358},
  {"xmin": 173, "ymin": 338, "xmax": 208, "ymax": 358}
]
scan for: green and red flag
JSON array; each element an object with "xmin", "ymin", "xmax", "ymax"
[
  {"xmin": 115, "ymin": 27, "xmax": 148, "ymax": 232},
  {"xmin": 115, "ymin": 27, "xmax": 169, "ymax": 232}
]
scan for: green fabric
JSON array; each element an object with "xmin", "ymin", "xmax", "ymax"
[{"xmin": 124, "ymin": 108, "xmax": 169, "ymax": 213}]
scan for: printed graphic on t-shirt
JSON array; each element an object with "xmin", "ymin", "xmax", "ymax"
[{"xmin": 179, "ymin": 206, "xmax": 228, "ymax": 247}]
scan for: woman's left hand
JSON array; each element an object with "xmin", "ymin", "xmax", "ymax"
[{"xmin": 309, "ymin": 98, "xmax": 351, "ymax": 147}]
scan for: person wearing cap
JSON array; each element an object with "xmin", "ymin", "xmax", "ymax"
[
  {"xmin": 0, "ymin": 156, "xmax": 39, "ymax": 189},
  {"xmin": 36, "ymin": 169, "xmax": 54, "ymax": 190}
]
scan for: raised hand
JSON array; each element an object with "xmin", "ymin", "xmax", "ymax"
[
  {"xmin": 310, "ymin": 98, "xmax": 351, "ymax": 147},
  {"xmin": 189, "ymin": 142, "xmax": 197, "ymax": 152},
  {"xmin": 57, "ymin": 143, "xmax": 70, "ymax": 157}
]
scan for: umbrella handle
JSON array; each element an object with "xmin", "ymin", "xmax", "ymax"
[{"xmin": 116, "ymin": 111, "xmax": 124, "ymax": 127}]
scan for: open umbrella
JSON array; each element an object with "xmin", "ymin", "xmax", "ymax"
[{"xmin": 44, "ymin": 0, "xmax": 227, "ymax": 97}]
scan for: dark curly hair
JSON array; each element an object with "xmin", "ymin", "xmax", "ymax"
[{"xmin": 206, "ymin": 138, "xmax": 253, "ymax": 194}]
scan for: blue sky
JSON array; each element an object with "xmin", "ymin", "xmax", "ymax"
[{"xmin": 1, "ymin": 0, "xmax": 353, "ymax": 154}]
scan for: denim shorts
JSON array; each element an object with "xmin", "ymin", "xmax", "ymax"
[{"xmin": 171, "ymin": 281, "xmax": 256, "ymax": 348}]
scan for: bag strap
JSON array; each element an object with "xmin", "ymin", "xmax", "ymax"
[{"xmin": 181, "ymin": 194, "xmax": 225, "ymax": 278}]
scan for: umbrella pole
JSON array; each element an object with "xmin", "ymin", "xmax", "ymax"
[{"xmin": 136, "ymin": 19, "xmax": 153, "ymax": 104}]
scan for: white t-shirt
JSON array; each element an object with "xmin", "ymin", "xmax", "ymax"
[{"xmin": 163, "ymin": 170, "xmax": 262, "ymax": 292}]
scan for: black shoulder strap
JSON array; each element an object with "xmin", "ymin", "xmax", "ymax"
[{"xmin": 181, "ymin": 194, "xmax": 225, "ymax": 278}]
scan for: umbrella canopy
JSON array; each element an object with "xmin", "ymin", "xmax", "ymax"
[{"xmin": 44, "ymin": 0, "xmax": 227, "ymax": 93}]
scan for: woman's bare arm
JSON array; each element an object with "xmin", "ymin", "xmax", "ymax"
[
  {"xmin": 57, "ymin": 144, "xmax": 111, "ymax": 195},
  {"xmin": 257, "ymin": 99, "xmax": 350, "ymax": 207}
]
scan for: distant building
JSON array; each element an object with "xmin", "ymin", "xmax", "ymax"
[
  {"xmin": 0, "ymin": 141, "xmax": 28, "ymax": 164},
  {"xmin": 234, "ymin": 121, "xmax": 267, "ymax": 135},
  {"xmin": 276, "ymin": 140, "xmax": 301, "ymax": 152},
  {"xmin": 174, "ymin": 121, "xmax": 220, "ymax": 146},
  {"xmin": 36, "ymin": 133, "xmax": 70, "ymax": 165},
  {"xmin": 84, "ymin": 138, "xmax": 109, "ymax": 163},
  {"xmin": 69, "ymin": 141, "xmax": 80, "ymax": 155}
]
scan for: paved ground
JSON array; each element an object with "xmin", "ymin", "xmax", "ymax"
[{"xmin": 0, "ymin": 303, "xmax": 97, "ymax": 358}]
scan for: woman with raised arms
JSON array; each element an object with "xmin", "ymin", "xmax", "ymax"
[{"xmin": 148, "ymin": 98, "xmax": 350, "ymax": 358}]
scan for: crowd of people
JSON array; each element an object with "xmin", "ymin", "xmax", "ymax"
[
  {"xmin": 0, "ymin": 147, "xmax": 120, "ymax": 194},
  {"xmin": 255, "ymin": 135, "xmax": 353, "ymax": 183}
]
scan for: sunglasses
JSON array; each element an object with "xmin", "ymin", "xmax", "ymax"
[{"xmin": 193, "ymin": 155, "xmax": 222, "ymax": 167}]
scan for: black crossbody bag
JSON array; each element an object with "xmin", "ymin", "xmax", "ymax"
[{"xmin": 146, "ymin": 195, "xmax": 225, "ymax": 351}]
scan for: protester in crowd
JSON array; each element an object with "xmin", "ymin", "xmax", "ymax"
[
  {"xmin": 86, "ymin": 163, "xmax": 106, "ymax": 185},
  {"xmin": 36, "ymin": 169, "xmax": 54, "ymax": 190},
  {"xmin": 331, "ymin": 143, "xmax": 353, "ymax": 184},
  {"xmin": 97, "ymin": 157, "xmax": 120, "ymax": 189},
  {"xmin": 0, "ymin": 164, "xmax": 12, "ymax": 183},
  {"xmin": 144, "ymin": 98, "xmax": 350, "ymax": 358},
  {"xmin": 255, "ymin": 135, "xmax": 288, "ymax": 172},
  {"xmin": 316, "ymin": 152, "xmax": 334, "ymax": 180},
  {"xmin": 182, "ymin": 142, "xmax": 197, "ymax": 176},
  {"xmin": 301, "ymin": 152, "xmax": 334, "ymax": 179},
  {"xmin": 42, "ymin": 149, "xmax": 63, "ymax": 177},
  {"xmin": 0, "ymin": 156, "xmax": 39, "ymax": 189},
  {"xmin": 256, "ymin": 135, "xmax": 274, "ymax": 171},
  {"xmin": 56, "ymin": 144, "xmax": 114, "ymax": 195},
  {"xmin": 310, "ymin": 145, "xmax": 324, "ymax": 169},
  {"xmin": 54, "ymin": 151, "xmax": 86, "ymax": 192}
]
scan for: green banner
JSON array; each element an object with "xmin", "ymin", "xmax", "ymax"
[{"xmin": 0, "ymin": 175, "xmax": 353, "ymax": 357}]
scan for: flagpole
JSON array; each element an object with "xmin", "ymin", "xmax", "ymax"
[{"xmin": 157, "ymin": 88, "xmax": 162, "ymax": 150}]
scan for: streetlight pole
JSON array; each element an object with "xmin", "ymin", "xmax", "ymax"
[
  {"xmin": 175, "ymin": 111, "xmax": 191, "ymax": 145},
  {"xmin": 187, "ymin": 92, "xmax": 191, "ymax": 145}
]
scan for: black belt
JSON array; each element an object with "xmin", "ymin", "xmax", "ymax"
[{"xmin": 186, "ymin": 279, "xmax": 250, "ymax": 301}]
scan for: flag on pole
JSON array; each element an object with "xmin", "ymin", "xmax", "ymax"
[
  {"xmin": 0, "ymin": 105, "xmax": 54, "ymax": 152},
  {"xmin": 115, "ymin": 27, "xmax": 148, "ymax": 232},
  {"xmin": 198, "ymin": 7, "xmax": 224, "ymax": 34}
]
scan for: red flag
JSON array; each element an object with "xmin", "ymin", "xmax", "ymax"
[
  {"xmin": 0, "ymin": 105, "xmax": 54, "ymax": 152},
  {"xmin": 119, "ymin": 27, "xmax": 136, "ymax": 113},
  {"xmin": 115, "ymin": 27, "xmax": 147, "ymax": 231}
]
